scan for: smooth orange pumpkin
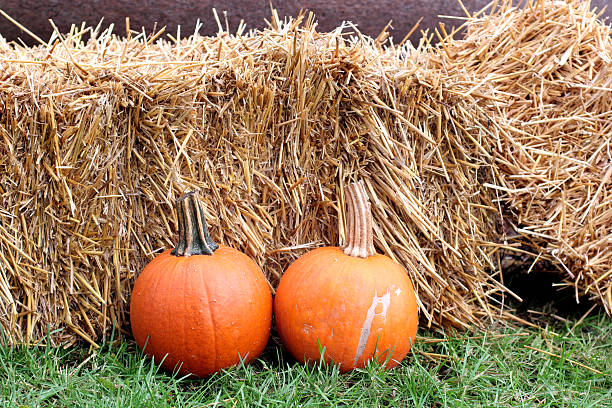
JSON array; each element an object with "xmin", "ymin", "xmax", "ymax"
[
  {"xmin": 130, "ymin": 191, "xmax": 272, "ymax": 377},
  {"xmin": 274, "ymin": 181, "xmax": 418, "ymax": 372}
]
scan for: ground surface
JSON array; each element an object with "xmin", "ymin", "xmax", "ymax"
[{"xmin": 1, "ymin": 310, "xmax": 610, "ymax": 407}]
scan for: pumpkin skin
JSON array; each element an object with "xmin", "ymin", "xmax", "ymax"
[
  {"xmin": 275, "ymin": 247, "xmax": 418, "ymax": 372},
  {"xmin": 274, "ymin": 181, "xmax": 418, "ymax": 372},
  {"xmin": 130, "ymin": 192, "xmax": 272, "ymax": 377}
]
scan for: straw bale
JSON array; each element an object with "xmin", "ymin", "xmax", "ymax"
[
  {"xmin": 0, "ymin": 11, "xmax": 517, "ymax": 344},
  {"xmin": 2, "ymin": 0, "xmax": 610, "ymax": 346},
  {"xmin": 440, "ymin": 0, "xmax": 611, "ymax": 311}
]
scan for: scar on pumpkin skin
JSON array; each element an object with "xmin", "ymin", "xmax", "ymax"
[{"xmin": 353, "ymin": 289, "xmax": 391, "ymax": 365}]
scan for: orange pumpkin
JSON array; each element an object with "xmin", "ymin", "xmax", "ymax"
[
  {"xmin": 274, "ymin": 181, "xmax": 418, "ymax": 372},
  {"xmin": 130, "ymin": 191, "xmax": 272, "ymax": 377}
]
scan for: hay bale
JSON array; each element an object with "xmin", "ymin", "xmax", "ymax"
[
  {"xmin": 0, "ymin": 11, "xmax": 516, "ymax": 345},
  {"xmin": 441, "ymin": 0, "xmax": 612, "ymax": 311},
  {"xmin": 3, "ymin": 0, "xmax": 609, "ymax": 346}
]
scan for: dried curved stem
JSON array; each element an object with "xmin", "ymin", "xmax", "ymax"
[
  {"xmin": 172, "ymin": 191, "xmax": 219, "ymax": 257},
  {"xmin": 341, "ymin": 181, "xmax": 376, "ymax": 258}
]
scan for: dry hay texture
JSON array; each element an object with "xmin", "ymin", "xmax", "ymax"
[
  {"xmin": 440, "ymin": 0, "xmax": 612, "ymax": 312},
  {"xmin": 0, "ymin": 0, "xmax": 609, "ymax": 345}
]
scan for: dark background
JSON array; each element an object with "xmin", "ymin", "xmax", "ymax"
[{"xmin": 0, "ymin": 0, "xmax": 610, "ymax": 45}]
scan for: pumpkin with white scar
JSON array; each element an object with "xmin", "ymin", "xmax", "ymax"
[{"xmin": 274, "ymin": 181, "xmax": 418, "ymax": 372}]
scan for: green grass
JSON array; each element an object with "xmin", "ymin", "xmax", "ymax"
[{"xmin": 1, "ymin": 314, "xmax": 610, "ymax": 408}]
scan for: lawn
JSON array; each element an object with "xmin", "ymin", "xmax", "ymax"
[{"xmin": 1, "ymin": 311, "xmax": 610, "ymax": 408}]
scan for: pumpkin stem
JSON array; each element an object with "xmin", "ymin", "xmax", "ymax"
[
  {"xmin": 171, "ymin": 191, "xmax": 219, "ymax": 257},
  {"xmin": 341, "ymin": 181, "xmax": 376, "ymax": 258}
]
